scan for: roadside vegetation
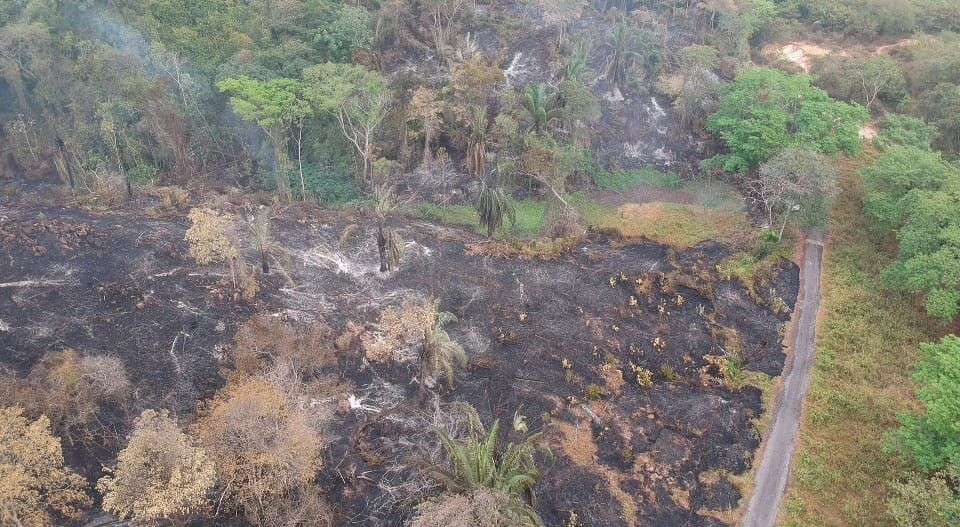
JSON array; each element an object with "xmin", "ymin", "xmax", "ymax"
[{"xmin": 780, "ymin": 153, "xmax": 939, "ymax": 526}]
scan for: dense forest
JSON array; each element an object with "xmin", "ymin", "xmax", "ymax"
[{"xmin": 1, "ymin": 0, "xmax": 959, "ymax": 526}]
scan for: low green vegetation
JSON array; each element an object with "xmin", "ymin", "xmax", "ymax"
[
  {"xmin": 417, "ymin": 200, "xmax": 547, "ymax": 238},
  {"xmin": 593, "ymin": 168, "xmax": 681, "ymax": 191},
  {"xmin": 781, "ymin": 156, "xmax": 938, "ymax": 527},
  {"xmin": 892, "ymin": 335, "xmax": 960, "ymax": 472}
]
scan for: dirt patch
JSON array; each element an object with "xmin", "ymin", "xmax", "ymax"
[
  {"xmin": 770, "ymin": 42, "xmax": 834, "ymax": 73},
  {"xmin": 766, "ymin": 38, "xmax": 917, "ymax": 74},
  {"xmin": 873, "ymin": 38, "xmax": 917, "ymax": 55}
]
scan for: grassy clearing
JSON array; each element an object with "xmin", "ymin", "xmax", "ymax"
[
  {"xmin": 418, "ymin": 175, "xmax": 746, "ymax": 248},
  {"xmin": 586, "ymin": 202, "xmax": 749, "ymax": 248},
  {"xmin": 779, "ymin": 155, "xmax": 939, "ymax": 527},
  {"xmin": 417, "ymin": 200, "xmax": 546, "ymax": 237},
  {"xmin": 594, "ymin": 168, "xmax": 682, "ymax": 191}
]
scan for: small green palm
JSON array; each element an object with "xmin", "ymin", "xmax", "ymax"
[
  {"xmin": 428, "ymin": 403, "xmax": 552, "ymax": 526},
  {"xmin": 476, "ymin": 182, "xmax": 516, "ymax": 237},
  {"xmin": 522, "ymin": 84, "xmax": 559, "ymax": 134},
  {"xmin": 420, "ymin": 300, "xmax": 467, "ymax": 390}
]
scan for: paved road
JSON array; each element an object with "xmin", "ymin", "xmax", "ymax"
[{"xmin": 741, "ymin": 229, "xmax": 825, "ymax": 527}]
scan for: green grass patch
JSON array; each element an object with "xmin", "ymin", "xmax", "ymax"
[
  {"xmin": 416, "ymin": 199, "xmax": 546, "ymax": 238},
  {"xmin": 586, "ymin": 201, "xmax": 749, "ymax": 247},
  {"xmin": 417, "ymin": 203, "xmax": 479, "ymax": 229},
  {"xmin": 594, "ymin": 167, "xmax": 682, "ymax": 191},
  {"xmin": 510, "ymin": 199, "xmax": 547, "ymax": 237},
  {"xmin": 780, "ymin": 155, "xmax": 940, "ymax": 527}
]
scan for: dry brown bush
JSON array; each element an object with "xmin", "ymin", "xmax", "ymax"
[
  {"xmin": 13, "ymin": 349, "xmax": 130, "ymax": 446},
  {"xmin": 0, "ymin": 407, "xmax": 91, "ymax": 526},
  {"xmin": 409, "ymin": 489, "xmax": 527, "ymax": 527},
  {"xmin": 184, "ymin": 208, "xmax": 237, "ymax": 265},
  {"xmin": 196, "ymin": 376, "xmax": 325, "ymax": 526},
  {"xmin": 248, "ymin": 484, "xmax": 334, "ymax": 527},
  {"xmin": 80, "ymin": 167, "xmax": 127, "ymax": 206},
  {"xmin": 361, "ymin": 298, "xmax": 433, "ymax": 363},
  {"xmin": 541, "ymin": 200, "xmax": 583, "ymax": 239},
  {"xmin": 155, "ymin": 186, "xmax": 190, "ymax": 212},
  {"xmin": 98, "ymin": 409, "xmax": 215, "ymax": 523},
  {"xmin": 229, "ymin": 314, "xmax": 336, "ymax": 379}
]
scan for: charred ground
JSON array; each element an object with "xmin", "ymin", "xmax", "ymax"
[{"xmin": 0, "ymin": 194, "xmax": 797, "ymax": 526}]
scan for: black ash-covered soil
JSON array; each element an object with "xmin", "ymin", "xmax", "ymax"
[{"xmin": 0, "ymin": 202, "xmax": 797, "ymax": 526}]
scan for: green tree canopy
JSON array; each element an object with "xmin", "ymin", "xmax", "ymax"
[
  {"xmin": 861, "ymin": 146, "xmax": 958, "ymax": 231},
  {"xmin": 877, "ymin": 114, "xmax": 939, "ymax": 150},
  {"xmin": 881, "ymin": 180, "xmax": 960, "ymax": 322},
  {"xmin": 315, "ymin": 5, "xmax": 373, "ymax": 62},
  {"xmin": 706, "ymin": 68, "xmax": 868, "ymax": 173},
  {"xmin": 218, "ymin": 75, "xmax": 308, "ymax": 201},
  {"xmin": 895, "ymin": 335, "xmax": 960, "ymax": 471},
  {"xmin": 302, "ymin": 63, "xmax": 391, "ymax": 185}
]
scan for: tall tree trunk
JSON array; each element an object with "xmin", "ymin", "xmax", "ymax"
[
  {"xmin": 296, "ymin": 118, "xmax": 306, "ymax": 200},
  {"xmin": 423, "ymin": 124, "xmax": 433, "ymax": 164}
]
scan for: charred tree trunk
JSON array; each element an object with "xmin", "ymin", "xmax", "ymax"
[
  {"xmin": 377, "ymin": 220, "xmax": 389, "ymax": 273},
  {"xmin": 55, "ymin": 136, "xmax": 75, "ymax": 188}
]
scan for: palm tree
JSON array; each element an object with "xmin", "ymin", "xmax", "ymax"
[
  {"xmin": 247, "ymin": 207, "xmax": 287, "ymax": 274},
  {"xmin": 377, "ymin": 216, "xmax": 404, "ymax": 272},
  {"xmin": 475, "ymin": 178, "xmax": 516, "ymax": 237},
  {"xmin": 426, "ymin": 403, "xmax": 551, "ymax": 525},
  {"xmin": 420, "ymin": 300, "xmax": 467, "ymax": 390},
  {"xmin": 467, "ymin": 105, "xmax": 488, "ymax": 179},
  {"xmin": 522, "ymin": 84, "xmax": 559, "ymax": 134},
  {"xmin": 603, "ymin": 21, "xmax": 639, "ymax": 91},
  {"xmin": 562, "ymin": 42, "xmax": 591, "ymax": 85}
]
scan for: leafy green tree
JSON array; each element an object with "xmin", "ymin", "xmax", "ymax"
[
  {"xmin": 861, "ymin": 146, "xmax": 957, "ymax": 231},
  {"xmin": 895, "ymin": 336, "xmax": 960, "ymax": 470},
  {"xmin": 706, "ymin": 68, "xmax": 868, "ymax": 173},
  {"xmin": 302, "ymin": 63, "xmax": 392, "ymax": 187},
  {"xmin": 712, "ymin": 0, "xmax": 776, "ymax": 58},
  {"xmin": 521, "ymin": 84, "xmax": 558, "ymax": 135},
  {"xmin": 602, "ymin": 21, "xmax": 640, "ymax": 92},
  {"xmin": 918, "ymin": 83, "xmax": 960, "ymax": 154},
  {"xmin": 667, "ymin": 44, "xmax": 722, "ymax": 130},
  {"xmin": 877, "ymin": 115, "xmax": 939, "ymax": 150},
  {"xmin": 315, "ymin": 5, "xmax": 373, "ymax": 62},
  {"xmin": 557, "ymin": 52, "xmax": 601, "ymax": 146},
  {"xmin": 420, "ymin": 300, "xmax": 467, "ymax": 390},
  {"xmin": 881, "ymin": 181, "xmax": 960, "ymax": 322},
  {"xmin": 218, "ymin": 76, "xmax": 309, "ymax": 202}
]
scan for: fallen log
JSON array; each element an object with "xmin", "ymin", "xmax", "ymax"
[{"xmin": 0, "ymin": 279, "xmax": 71, "ymax": 288}]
